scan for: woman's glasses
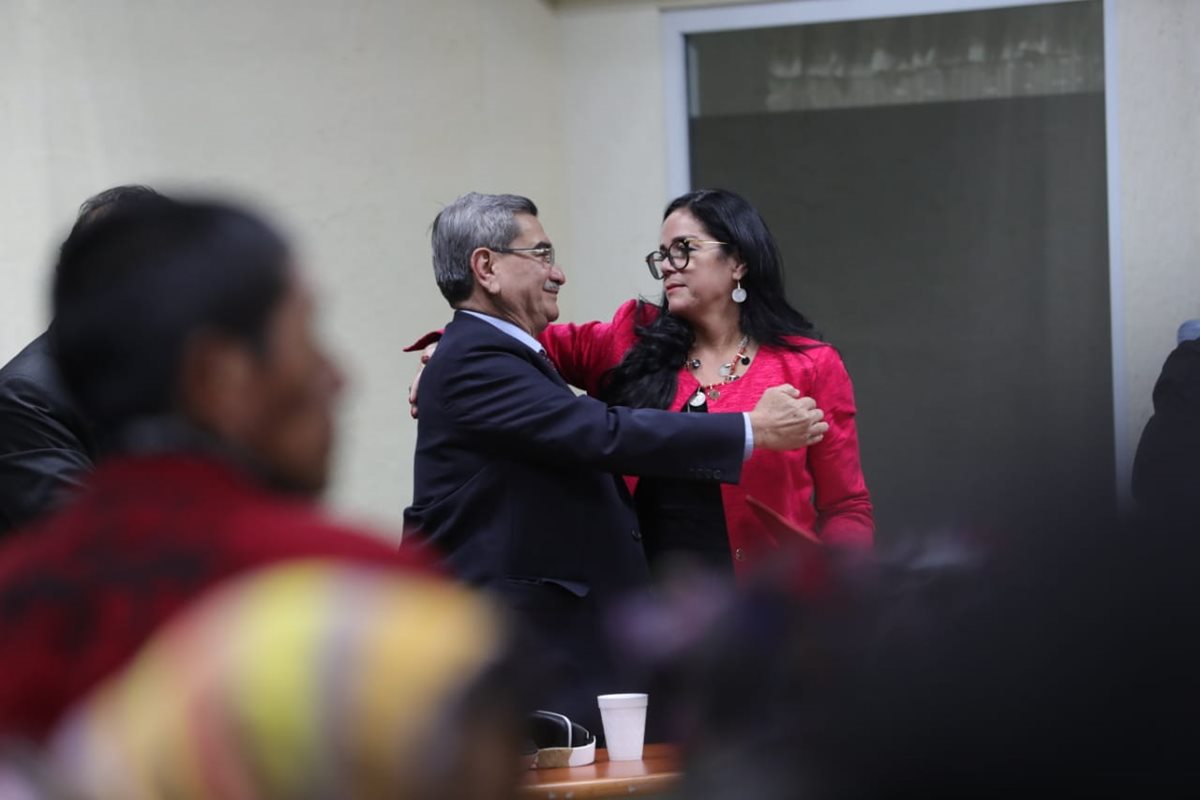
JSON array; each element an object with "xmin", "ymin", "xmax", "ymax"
[{"xmin": 644, "ymin": 238, "xmax": 727, "ymax": 280}]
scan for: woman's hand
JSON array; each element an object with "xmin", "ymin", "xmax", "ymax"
[{"xmin": 408, "ymin": 342, "xmax": 438, "ymax": 419}]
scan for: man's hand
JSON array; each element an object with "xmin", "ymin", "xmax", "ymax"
[
  {"xmin": 408, "ymin": 342, "xmax": 438, "ymax": 419},
  {"xmin": 748, "ymin": 384, "xmax": 829, "ymax": 451}
]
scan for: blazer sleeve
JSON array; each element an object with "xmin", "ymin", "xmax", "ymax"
[
  {"xmin": 438, "ymin": 342, "xmax": 745, "ymax": 483},
  {"xmin": 803, "ymin": 348, "xmax": 874, "ymax": 547},
  {"xmin": 537, "ymin": 300, "xmax": 640, "ymax": 395}
]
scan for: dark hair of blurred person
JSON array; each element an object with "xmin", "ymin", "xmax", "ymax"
[
  {"xmin": 661, "ymin": 510, "xmax": 1200, "ymax": 798},
  {"xmin": 0, "ymin": 184, "xmax": 168, "ymax": 538},
  {"xmin": 52, "ymin": 197, "xmax": 336, "ymax": 492},
  {"xmin": 69, "ymin": 183, "xmax": 163, "ymax": 237},
  {"xmin": 0, "ymin": 197, "xmax": 432, "ymax": 744}
]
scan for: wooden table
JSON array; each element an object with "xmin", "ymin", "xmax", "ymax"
[{"xmin": 519, "ymin": 743, "xmax": 681, "ymax": 799}]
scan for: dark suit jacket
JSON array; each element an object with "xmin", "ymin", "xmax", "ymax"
[
  {"xmin": 1133, "ymin": 339, "xmax": 1200, "ymax": 519},
  {"xmin": 405, "ymin": 311, "xmax": 745, "ymax": 731},
  {"xmin": 0, "ymin": 332, "xmax": 95, "ymax": 537}
]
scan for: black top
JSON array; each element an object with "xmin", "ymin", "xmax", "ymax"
[
  {"xmin": 1132, "ymin": 338, "xmax": 1200, "ymax": 521},
  {"xmin": 635, "ymin": 394, "xmax": 733, "ymax": 577}
]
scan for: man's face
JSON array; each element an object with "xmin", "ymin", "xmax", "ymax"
[
  {"xmin": 240, "ymin": 272, "xmax": 345, "ymax": 496},
  {"xmin": 489, "ymin": 213, "xmax": 565, "ymax": 336}
]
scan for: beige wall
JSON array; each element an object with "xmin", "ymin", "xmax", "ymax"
[
  {"xmin": 3, "ymin": 0, "xmax": 1196, "ymax": 523},
  {"xmin": 0, "ymin": 0, "xmax": 564, "ymax": 533},
  {"xmin": 553, "ymin": 0, "xmax": 772, "ymax": 322},
  {"xmin": 556, "ymin": 1, "xmax": 667, "ymax": 319}
]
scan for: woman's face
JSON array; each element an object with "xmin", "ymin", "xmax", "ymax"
[{"xmin": 657, "ymin": 208, "xmax": 746, "ymax": 323}]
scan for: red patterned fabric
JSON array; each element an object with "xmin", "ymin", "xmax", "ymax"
[
  {"xmin": 0, "ymin": 454, "xmax": 433, "ymax": 742},
  {"xmin": 539, "ymin": 300, "xmax": 873, "ymax": 577}
]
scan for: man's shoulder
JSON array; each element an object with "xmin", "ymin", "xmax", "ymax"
[
  {"xmin": 1, "ymin": 332, "xmax": 41, "ymax": 376},
  {"xmin": 428, "ymin": 314, "xmax": 535, "ymax": 371},
  {"xmin": 0, "ymin": 335, "xmax": 92, "ymax": 471},
  {"xmin": 441, "ymin": 312, "xmax": 522, "ymax": 346},
  {"xmin": 0, "ymin": 333, "xmax": 54, "ymax": 379},
  {"xmin": 0, "ymin": 334, "xmax": 75, "ymax": 414}
]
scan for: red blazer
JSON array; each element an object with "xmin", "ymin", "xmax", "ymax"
[
  {"xmin": 540, "ymin": 300, "xmax": 874, "ymax": 576},
  {"xmin": 0, "ymin": 454, "xmax": 432, "ymax": 742}
]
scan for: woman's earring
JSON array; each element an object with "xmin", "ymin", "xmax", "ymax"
[{"xmin": 732, "ymin": 280, "xmax": 747, "ymax": 304}]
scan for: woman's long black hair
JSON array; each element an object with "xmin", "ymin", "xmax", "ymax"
[{"xmin": 600, "ymin": 189, "xmax": 819, "ymax": 410}]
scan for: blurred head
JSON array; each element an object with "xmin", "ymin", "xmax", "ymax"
[
  {"xmin": 52, "ymin": 199, "xmax": 344, "ymax": 495},
  {"xmin": 654, "ymin": 189, "xmax": 790, "ymax": 326},
  {"xmin": 50, "ymin": 563, "xmax": 526, "ymax": 800},
  {"xmin": 431, "ymin": 192, "xmax": 565, "ymax": 337}
]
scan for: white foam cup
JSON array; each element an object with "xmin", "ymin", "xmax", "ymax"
[{"xmin": 597, "ymin": 693, "xmax": 648, "ymax": 761}]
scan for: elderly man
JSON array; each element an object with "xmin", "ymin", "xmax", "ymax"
[
  {"xmin": 405, "ymin": 192, "xmax": 825, "ymax": 733},
  {"xmin": 0, "ymin": 198, "xmax": 429, "ymax": 741}
]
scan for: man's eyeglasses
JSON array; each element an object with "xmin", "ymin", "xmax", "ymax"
[
  {"xmin": 492, "ymin": 245, "xmax": 556, "ymax": 267},
  {"xmin": 644, "ymin": 239, "xmax": 728, "ymax": 280}
]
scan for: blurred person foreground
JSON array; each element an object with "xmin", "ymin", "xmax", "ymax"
[
  {"xmin": 0, "ymin": 198, "xmax": 430, "ymax": 742},
  {"xmin": 629, "ymin": 509, "xmax": 1200, "ymax": 798}
]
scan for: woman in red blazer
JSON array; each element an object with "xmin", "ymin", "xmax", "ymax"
[{"xmin": 537, "ymin": 189, "xmax": 873, "ymax": 579}]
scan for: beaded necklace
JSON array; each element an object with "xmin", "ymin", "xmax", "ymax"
[{"xmin": 686, "ymin": 335, "xmax": 751, "ymax": 407}]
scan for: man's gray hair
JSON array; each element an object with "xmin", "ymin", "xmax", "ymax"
[{"xmin": 431, "ymin": 192, "xmax": 539, "ymax": 305}]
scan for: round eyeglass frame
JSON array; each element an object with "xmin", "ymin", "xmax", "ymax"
[{"xmin": 644, "ymin": 239, "xmax": 728, "ymax": 280}]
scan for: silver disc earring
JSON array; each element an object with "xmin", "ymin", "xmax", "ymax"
[{"xmin": 731, "ymin": 280, "xmax": 747, "ymax": 304}]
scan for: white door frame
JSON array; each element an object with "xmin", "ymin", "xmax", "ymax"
[{"xmin": 661, "ymin": 0, "xmax": 1128, "ymax": 505}]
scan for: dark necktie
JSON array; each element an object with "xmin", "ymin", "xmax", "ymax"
[{"xmin": 538, "ymin": 349, "xmax": 566, "ymax": 384}]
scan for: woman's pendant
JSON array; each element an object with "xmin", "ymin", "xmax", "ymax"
[
  {"xmin": 718, "ymin": 362, "xmax": 733, "ymax": 378},
  {"xmin": 689, "ymin": 391, "xmax": 707, "ymax": 408},
  {"xmin": 707, "ymin": 388, "xmax": 721, "ymax": 400}
]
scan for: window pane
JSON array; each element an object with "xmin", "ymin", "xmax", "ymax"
[{"xmin": 687, "ymin": 1, "xmax": 1113, "ymax": 536}]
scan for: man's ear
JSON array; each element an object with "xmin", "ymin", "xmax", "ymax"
[
  {"xmin": 177, "ymin": 331, "xmax": 258, "ymax": 440},
  {"xmin": 469, "ymin": 247, "xmax": 501, "ymax": 295}
]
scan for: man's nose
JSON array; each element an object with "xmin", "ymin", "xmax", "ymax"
[{"xmin": 551, "ymin": 264, "xmax": 566, "ymax": 285}]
